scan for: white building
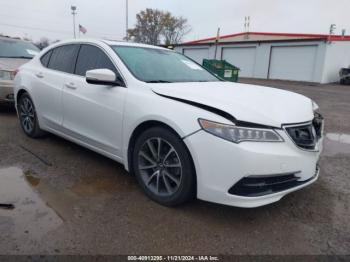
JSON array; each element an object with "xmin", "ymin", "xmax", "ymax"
[{"xmin": 174, "ymin": 32, "xmax": 350, "ymax": 83}]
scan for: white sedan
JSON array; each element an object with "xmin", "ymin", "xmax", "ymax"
[{"xmin": 14, "ymin": 39, "xmax": 324, "ymax": 207}]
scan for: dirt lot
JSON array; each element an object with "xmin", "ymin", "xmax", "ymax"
[{"xmin": 0, "ymin": 79, "xmax": 349, "ymax": 256}]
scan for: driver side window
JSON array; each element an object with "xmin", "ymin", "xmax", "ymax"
[{"xmin": 75, "ymin": 44, "xmax": 120, "ymax": 78}]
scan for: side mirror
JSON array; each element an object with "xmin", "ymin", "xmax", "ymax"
[{"xmin": 86, "ymin": 69, "xmax": 124, "ymax": 86}]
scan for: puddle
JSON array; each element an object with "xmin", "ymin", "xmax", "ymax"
[
  {"xmin": 0, "ymin": 165, "xmax": 136, "ymax": 243},
  {"xmin": 24, "ymin": 170, "xmax": 41, "ymax": 187},
  {"xmin": 322, "ymin": 133, "xmax": 350, "ymax": 156},
  {"xmin": 71, "ymin": 174, "xmax": 135, "ymax": 197},
  {"xmin": 0, "ymin": 167, "xmax": 62, "ymax": 239}
]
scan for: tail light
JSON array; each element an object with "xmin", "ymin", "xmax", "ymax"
[{"xmin": 12, "ymin": 69, "xmax": 19, "ymax": 78}]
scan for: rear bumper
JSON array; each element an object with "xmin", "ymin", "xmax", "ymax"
[
  {"xmin": 0, "ymin": 80, "xmax": 14, "ymax": 103},
  {"xmin": 184, "ymin": 129, "xmax": 322, "ymax": 208}
]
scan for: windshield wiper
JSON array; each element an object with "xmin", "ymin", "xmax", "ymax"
[{"xmin": 146, "ymin": 80, "xmax": 173, "ymax": 83}]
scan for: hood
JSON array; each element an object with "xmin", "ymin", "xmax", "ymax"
[
  {"xmin": 151, "ymin": 82, "xmax": 314, "ymax": 128},
  {"xmin": 0, "ymin": 58, "xmax": 31, "ymax": 71}
]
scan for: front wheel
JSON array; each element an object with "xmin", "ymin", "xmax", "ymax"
[{"xmin": 132, "ymin": 126, "xmax": 196, "ymax": 206}]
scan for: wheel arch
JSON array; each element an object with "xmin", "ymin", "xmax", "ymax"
[
  {"xmin": 17, "ymin": 88, "xmax": 28, "ymax": 101},
  {"xmin": 126, "ymin": 120, "xmax": 197, "ymax": 185},
  {"xmin": 15, "ymin": 88, "xmax": 30, "ymax": 112},
  {"xmin": 126, "ymin": 119, "xmax": 197, "ymax": 197},
  {"xmin": 127, "ymin": 120, "xmax": 178, "ymax": 171}
]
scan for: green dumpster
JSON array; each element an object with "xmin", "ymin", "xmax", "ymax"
[{"xmin": 202, "ymin": 59, "xmax": 240, "ymax": 82}]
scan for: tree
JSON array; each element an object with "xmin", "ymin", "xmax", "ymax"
[
  {"xmin": 163, "ymin": 13, "xmax": 191, "ymax": 45},
  {"xmin": 34, "ymin": 37, "xmax": 50, "ymax": 50},
  {"xmin": 128, "ymin": 9, "xmax": 165, "ymax": 45},
  {"xmin": 127, "ymin": 8, "xmax": 191, "ymax": 45}
]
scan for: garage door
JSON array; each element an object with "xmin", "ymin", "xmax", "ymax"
[
  {"xmin": 269, "ymin": 45, "xmax": 317, "ymax": 82},
  {"xmin": 183, "ymin": 48, "xmax": 209, "ymax": 64},
  {"xmin": 222, "ymin": 47, "xmax": 256, "ymax": 77}
]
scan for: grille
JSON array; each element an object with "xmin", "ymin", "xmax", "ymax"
[
  {"xmin": 285, "ymin": 113, "xmax": 323, "ymax": 150},
  {"xmin": 313, "ymin": 112, "xmax": 323, "ymax": 139}
]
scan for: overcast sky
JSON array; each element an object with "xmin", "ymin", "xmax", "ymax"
[{"xmin": 1, "ymin": 0, "xmax": 350, "ymax": 42}]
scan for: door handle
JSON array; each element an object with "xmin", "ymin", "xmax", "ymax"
[
  {"xmin": 65, "ymin": 82, "xmax": 77, "ymax": 90},
  {"xmin": 35, "ymin": 72, "xmax": 44, "ymax": 78}
]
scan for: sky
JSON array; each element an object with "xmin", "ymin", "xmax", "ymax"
[{"xmin": 0, "ymin": 0, "xmax": 350, "ymax": 43}]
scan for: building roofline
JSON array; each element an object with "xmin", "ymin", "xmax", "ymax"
[
  {"xmin": 181, "ymin": 31, "xmax": 350, "ymax": 45},
  {"xmin": 177, "ymin": 38, "xmax": 330, "ymax": 47}
]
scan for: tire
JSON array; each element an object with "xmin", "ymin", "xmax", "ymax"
[
  {"xmin": 18, "ymin": 93, "xmax": 46, "ymax": 138},
  {"xmin": 132, "ymin": 126, "xmax": 196, "ymax": 206}
]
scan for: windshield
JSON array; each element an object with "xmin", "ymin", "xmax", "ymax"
[
  {"xmin": 0, "ymin": 38, "xmax": 40, "ymax": 59},
  {"xmin": 111, "ymin": 46, "xmax": 220, "ymax": 83}
]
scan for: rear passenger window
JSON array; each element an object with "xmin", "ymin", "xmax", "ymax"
[
  {"xmin": 40, "ymin": 50, "xmax": 52, "ymax": 67},
  {"xmin": 48, "ymin": 45, "xmax": 79, "ymax": 73},
  {"xmin": 75, "ymin": 45, "xmax": 118, "ymax": 77}
]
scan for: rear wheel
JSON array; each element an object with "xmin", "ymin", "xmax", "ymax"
[
  {"xmin": 18, "ymin": 93, "xmax": 45, "ymax": 138},
  {"xmin": 132, "ymin": 126, "xmax": 196, "ymax": 206}
]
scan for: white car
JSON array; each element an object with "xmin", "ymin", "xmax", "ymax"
[{"xmin": 14, "ymin": 39, "xmax": 324, "ymax": 207}]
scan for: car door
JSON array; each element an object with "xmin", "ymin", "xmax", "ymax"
[
  {"xmin": 34, "ymin": 45, "xmax": 79, "ymax": 130},
  {"xmin": 62, "ymin": 44, "xmax": 126, "ymax": 158}
]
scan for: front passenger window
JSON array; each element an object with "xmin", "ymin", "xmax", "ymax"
[{"xmin": 75, "ymin": 45, "xmax": 119, "ymax": 77}]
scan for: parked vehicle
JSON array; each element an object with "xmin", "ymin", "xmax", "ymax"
[
  {"xmin": 14, "ymin": 39, "xmax": 324, "ymax": 207},
  {"xmin": 0, "ymin": 36, "xmax": 39, "ymax": 104},
  {"xmin": 339, "ymin": 67, "xmax": 350, "ymax": 85}
]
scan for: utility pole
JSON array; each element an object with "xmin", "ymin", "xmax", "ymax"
[
  {"xmin": 244, "ymin": 16, "xmax": 250, "ymax": 32},
  {"xmin": 214, "ymin": 27, "xmax": 220, "ymax": 60},
  {"xmin": 244, "ymin": 16, "xmax": 250, "ymax": 39},
  {"xmin": 125, "ymin": 0, "xmax": 128, "ymax": 41},
  {"xmin": 71, "ymin": 6, "xmax": 77, "ymax": 39},
  {"xmin": 328, "ymin": 24, "xmax": 336, "ymax": 43}
]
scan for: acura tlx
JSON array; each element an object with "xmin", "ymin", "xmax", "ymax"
[{"xmin": 14, "ymin": 39, "xmax": 324, "ymax": 207}]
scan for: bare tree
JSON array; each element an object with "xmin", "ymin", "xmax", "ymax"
[
  {"xmin": 128, "ymin": 9, "xmax": 190, "ymax": 45},
  {"xmin": 163, "ymin": 13, "xmax": 191, "ymax": 45},
  {"xmin": 35, "ymin": 37, "xmax": 50, "ymax": 50},
  {"xmin": 128, "ymin": 9, "xmax": 165, "ymax": 45}
]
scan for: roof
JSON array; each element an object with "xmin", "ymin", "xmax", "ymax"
[
  {"xmin": 181, "ymin": 32, "xmax": 350, "ymax": 45},
  {"xmin": 0, "ymin": 35, "xmax": 30, "ymax": 42},
  {"xmin": 45, "ymin": 38, "xmax": 167, "ymax": 50},
  {"xmin": 102, "ymin": 39, "xmax": 166, "ymax": 49},
  {"xmin": 38, "ymin": 38, "xmax": 168, "ymax": 56}
]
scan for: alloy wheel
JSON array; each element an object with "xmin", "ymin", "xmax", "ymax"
[
  {"xmin": 138, "ymin": 137, "xmax": 183, "ymax": 197},
  {"xmin": 19, "ymin": 97, "xmax": 35, "ymax": 134}
]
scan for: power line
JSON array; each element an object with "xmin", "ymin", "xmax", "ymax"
[
  {"xmin": 0, "ymin": 22, "xmax": 120, "ymax": 39},
  {"xmin": 0, "ymin": 22, "xmax": 71, "ymax": 35},
  {"xmin": 0, "ymin": 11, "xmax": 69, "ymax": 28}
]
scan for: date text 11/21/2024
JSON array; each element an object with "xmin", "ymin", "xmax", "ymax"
[{"xmin": 127, "ymin": 255, "xmax": 220, "ymax": 261}]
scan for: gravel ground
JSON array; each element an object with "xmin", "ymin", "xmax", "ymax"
[{"xmin": 0, "ymin": 79, "xmax": 349, "ymax": 256}]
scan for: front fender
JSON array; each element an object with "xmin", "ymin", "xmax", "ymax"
[{"xmin": 122, "ymin": 89, "xmax": 231, "ymax": 170}]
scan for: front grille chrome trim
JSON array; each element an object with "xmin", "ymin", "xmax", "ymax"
[{"xmin": 283, "ymin": 116, "xmax": 324, "ymax": 152}]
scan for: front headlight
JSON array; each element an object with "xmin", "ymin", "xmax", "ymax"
[
  {"xmin": 0, "ymin": 70, "xmax": 14, "ymax": 80},
  {"xmin": 199, "ymin": 119, "xmax": 284, "ymax": 143}
]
